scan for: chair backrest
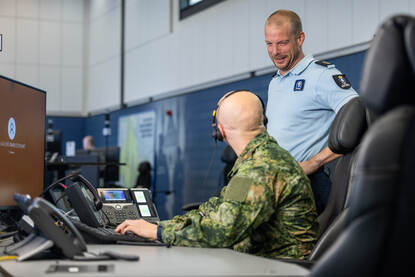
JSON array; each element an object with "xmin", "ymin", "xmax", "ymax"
[
  {"xmin": 136, "ymin": 161, "xmax": 151, "ymax": 189},
  {"xmin": 309, "ymin": 97, "xmax": 369, "ymax": 261},
  {"xmin": 310, "ymin": 14, "xmax": 415, "ymax": 276}
]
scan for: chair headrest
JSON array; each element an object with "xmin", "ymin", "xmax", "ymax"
[
  {"xmin": 138, "ymin": 161, "xmax": 151, "ymax": 173},
  {"xmin": 221, "ymin": 145, "xmax": 237, "ymax": 164},
  {"xmin": 360, "ymin": 15, "xmax": 415, "ymax": 115},
  {"xmin": 328, "ymin": 97, "xmax": 368, "ymax": 154}
]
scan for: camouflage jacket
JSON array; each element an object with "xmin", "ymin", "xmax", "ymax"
[{"xmin": 160, "ymin": 131, "xmax": 318, "ymax": 259}]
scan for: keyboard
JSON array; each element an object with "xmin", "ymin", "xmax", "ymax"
[{"xmin": 72, "ymin": 220, "xmax": 153, "ymax": 244}]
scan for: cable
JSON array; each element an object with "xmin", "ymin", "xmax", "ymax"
[
  {"xmin": 101, "ymin": 210, "xmax": 113, "ymax": 228},
  {"xmin": 40, "ymin": 173, "xmax": 78, "ymax": 198},
  {"xmin": 64, "ymin": 209, "xmax": 75, "ymax": 217},
  {"xmin": 200, "ymin": 142, "xmax": 218, "ymax": 189},
  {"xmin": 0, "ymin": 256, "xmax": 18, "ymax": 261}
]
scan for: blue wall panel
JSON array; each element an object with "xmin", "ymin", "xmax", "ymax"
[
  {"xmin": 46, "ymin": 116, "xmax": 85, "ymax": 155},
  {"xmin": 329, "ymin": 51, "xmax": 366, "ymax": 92},
  {"xmin": 48, "ymin": 51, "xmax": 366, "ymax": 220}
]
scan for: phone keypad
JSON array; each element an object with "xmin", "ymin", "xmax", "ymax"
[{"xmin": 102, "ymin": 204, "xmax": 140, "ymax": 225}]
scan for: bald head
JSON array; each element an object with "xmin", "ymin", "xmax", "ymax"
[
  {"xmin": 216, "ymin": 91, "xmax": 265, "ymax": 136},
  {"xmin": 266, "ymin": 9, "xmax": 302, "ymax": 37}
]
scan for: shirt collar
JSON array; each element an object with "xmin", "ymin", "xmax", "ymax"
[
  {"xmin": 275, "ymin": 55, "xmax": 314, "ymax": 77},
  {"xmin": 228, "ymin": 131, "xmax": 270, "ymax": 178}
]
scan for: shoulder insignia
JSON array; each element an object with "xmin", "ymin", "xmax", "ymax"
[
  {"xmin": 315, "ymin": 60, "xmax": 332, "ymax": 67},
  {"xmin": 332, "ymin": 74, "xmax": 351, "ymax": 89},
  {"xmin": 223, "ymin": 176, "xmax": 253, "ymax": 202}
]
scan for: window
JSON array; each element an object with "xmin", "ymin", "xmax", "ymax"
[{"xmin": 179, "ymin": 0, "xmax": 226, "ymax": 20}]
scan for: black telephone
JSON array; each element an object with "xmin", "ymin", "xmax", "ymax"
[
  {"xmin": 6, "ymin": 195, "xmax": 87, "ymax": 261},
  {"xmin": 62, "ymin": 174, "xmax": 159, "ymax": 228},
  {"xmin": 97, "ymin": 188, "xmax": 160, "ymax": 225},
  {"xmin": 28, "ymin": 197, "xmax": 87, "ymax": 257},
  {"xmin": 9, "ymin": 194, "xmax": 141, "ymax": 261},
  {"xmin": 65, "ymin": 175, "xmax": 104, "ymax": 227}
]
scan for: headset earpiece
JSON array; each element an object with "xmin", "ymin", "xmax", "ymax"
[
  {"xmin": 257, "ymin": 96, "xmax": 268, "ymax": 127},
  {"xmin": 212, "ymin": 109, "xmax": 223, "ymax": 142}
]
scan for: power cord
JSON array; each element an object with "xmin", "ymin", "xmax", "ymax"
[{"xmin": 0, "ymin": 255, "xmax": 18, "ymax": 261}]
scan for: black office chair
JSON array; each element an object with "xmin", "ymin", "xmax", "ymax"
[
  {"xmin": 310, "ymin": 14, "xmax": 415, "ymax": 276},
  {"xmin": 308, "ymin": 97, "xmax": 370, "ymax": 261},
  {"xmin": 135, "ymin": 161, "xmax": 151, "ymax": 189}
]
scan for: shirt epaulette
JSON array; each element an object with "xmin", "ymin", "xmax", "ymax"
[{"xmin": 315, "ymin": 60, "xmax": 333, "ymax": 67}]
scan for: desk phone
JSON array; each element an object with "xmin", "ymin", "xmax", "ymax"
[{"xmin": 98, "ymin": 188, "xmax": 159, "ymax": 225}]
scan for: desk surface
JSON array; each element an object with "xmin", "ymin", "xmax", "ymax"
[{"xmin": 1, "ymin": 243, "xmax": 310, "ymax": 277}]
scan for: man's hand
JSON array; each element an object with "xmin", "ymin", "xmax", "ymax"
[
  {"xmin": 115, "ymin": 219, "xmax": 158, "ymax": 241},
  {"xmin": 299, "ymin": 159, "xmax": 320, "ymax": 175}
]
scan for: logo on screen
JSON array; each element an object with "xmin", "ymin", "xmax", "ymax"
[{"xmin": 8, "ymin": 117, "xmax": 16, "ymax": 140}]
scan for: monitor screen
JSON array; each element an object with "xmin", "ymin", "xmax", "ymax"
[
  {"xmin": 0, "ymin": 75, "xmax": 46, "ymax": 207},
  {"xmin": 138, "ymin": 204, "xmax": 151, "ymax": 217},
  {"xmin": 78, "ymin": 147, "xmax": 120, "ymax": 183},
  {"xmin": 133, "ymin": 191, "xmax": 147, "ymax": 203},
  {"xmin": 46, "ymin": 129, "xmax": 62, "ymax": 154}
]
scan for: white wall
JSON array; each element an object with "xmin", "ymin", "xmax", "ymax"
[
  {"xmin": 1, "ymin": 0, "xmax": 414, "ymax": 115},
  {"xmin": 86, "ymin": 0, "xmax": 121, "ymax": 113},
  {"xmin": 0, "ymin": 0, "xmax": 85, "ymax": 115},
  {"xmin": 122, "ymin": 0, "xmax": 415, "ymax": 106}
]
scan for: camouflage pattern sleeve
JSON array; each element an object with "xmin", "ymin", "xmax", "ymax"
[
  {"xmin": 160, "ymin": 175, "xmax": 275, "ymax": 248},
  {"xmin": 159, "ymin": 131, "xmax": 318, "ymax": 259}
]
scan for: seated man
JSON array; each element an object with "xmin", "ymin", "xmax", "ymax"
[{"xmin": 115, "ymin": 90, "xmax": 318, "ymax": 259}]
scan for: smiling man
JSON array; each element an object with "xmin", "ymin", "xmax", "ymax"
[{"xmin": 264, "ymin": 10, "xmax": 358, "ymax": 214}]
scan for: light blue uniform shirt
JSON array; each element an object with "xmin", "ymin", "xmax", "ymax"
[{"xmin": 266, "ymin": 55, "xmax": 358, "ymax": 162}]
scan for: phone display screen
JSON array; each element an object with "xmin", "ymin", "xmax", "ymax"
[
  {"xmin": 103, "ymin": 190, "xmax": 126, "ymax": 201},
  {"xmin": 138, "ymin": 204, "xmax": 151, "ymax": 217},
  {"xmin": 133, "ymin": 191, "xmax": 146, "ymax": 203}
]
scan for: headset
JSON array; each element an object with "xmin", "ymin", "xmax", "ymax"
[
  {"xmin": 211, "ymin": 90, "xmax": 268, "ymax": 142},
  {"xmin": 41, "ymin": 173, "xmax": 103, "ymax": 211}
]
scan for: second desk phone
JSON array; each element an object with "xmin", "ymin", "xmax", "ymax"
[{"xmin": 97, "ymin": 188, "xmax": 159, "ymax": 225}]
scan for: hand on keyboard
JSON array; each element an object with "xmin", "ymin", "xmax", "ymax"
[
  {"xmin": 114, "ymin": 219, "xmax": 158, "ymax": 241},
  {"xmin": 73, "ymin": 220, "xmax": 151, "ymax": 243}
]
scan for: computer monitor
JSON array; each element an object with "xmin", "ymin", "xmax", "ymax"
[
  {"xmin": 100, "ymin": 146, "xmax": 120, "ymax": 183},
  {"xmin": 76, "ymin": 146, "xmax": 120, "ymax": 184},
  {"xmin": 0, "ymin": 75, "xmax": 46, "ymax": 208},
  {"xmin": 46, "ymin": 129, "xmax": 62, "ymax": 155}
]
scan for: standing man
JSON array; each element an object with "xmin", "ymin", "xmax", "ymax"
[
  {"xmin": 116, "ymin": 90, "xmax": 318, "ymax": 260},
  {"xmin": 264, "ymin": 10, "xmax": 358, "ymax": 214}
]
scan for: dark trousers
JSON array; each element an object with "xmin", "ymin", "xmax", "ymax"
[{"xmin": 308, "ymin": 167, "xmax": 331, "ymax": 215}]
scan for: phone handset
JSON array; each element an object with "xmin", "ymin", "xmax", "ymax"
[{"xmin": 28, "ymin": 197, "xmax": 87, "ymax": 258}]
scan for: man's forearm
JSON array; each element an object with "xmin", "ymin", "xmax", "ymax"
[{"xmin": 299, "ymin": 146, "xmax": 342, "ymax": 175}]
